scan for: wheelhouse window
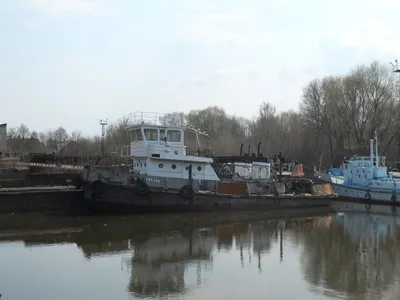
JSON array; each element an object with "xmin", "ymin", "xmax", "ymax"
[
  {"xmin": 129, "ymin": 129, "xmax": 143, "ymax": 141},
  {"xmin": 129, "ymin": 130, "xmax": 136, "ymax": 142},
  {"xmin": 144, "ymin": 128, "xmax": 158, "ymax": 141},
  {"xmin": 160, "ymin": 129, "xmax": 166, "ymax": 141},
  {"xmin": 167, "ymin": 130, "xmax": 181, "ymax": 142},
  {"xmin": 136, "ymin": 129, "xmax": 143, "ymax": 141}
]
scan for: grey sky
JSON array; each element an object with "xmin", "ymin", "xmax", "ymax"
[{"xmin": 1, "ymin": 0, "xmax": 398, "ymax": 136}]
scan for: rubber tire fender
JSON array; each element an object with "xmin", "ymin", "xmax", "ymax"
[
  {"xmin": 134, "ymin": 178, "xmax": 150, "ymax": 196},
  {"xmin": 91, "ymin": 180, "xmax": 105, "ymax": 197},
  {"xmin": 180, "ymin": 184, "xmax": 194, "ymax": 199}
]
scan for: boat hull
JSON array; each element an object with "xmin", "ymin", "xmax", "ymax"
[
  {"xmin": 314, "ymin": 170, "xmax": 344, "ymax": 184},
  {"xmin": 82, "ymin": 182, "xmax": 335, "ymax": 214},
  {"xmin": 330, "ymin": 201, "xmax": 400, "ymax": 214},
  {"xmin": 327, "ymin": 182, "xmax": 400, "ymax": 207}
]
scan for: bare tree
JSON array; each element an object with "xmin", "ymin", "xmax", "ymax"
[
  {"xmin": 71, "ymin": 130, "xmax": 83, "ymax": 142},
  {"xmin": 30, "ymin": 131, "xmax": 39, "ymax": 139},
  {"xmin": 53, "ymin": 127, "xmax": 69, "ymax": 152},
  {"xmin": 7, "ymin": 127, "xmax": 17, "ymax": 139},
  {"xmin": 16, "ymin": 123, "xmax": 30, "ymax": 138},
  {"xmin": 5, "ymin": 60, "xmax": 400, "ymax": 169}
]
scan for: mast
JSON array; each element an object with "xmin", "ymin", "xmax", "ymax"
[
  {"xmin": 375, "ymin": 131, "xmax": 379, "ymax": 168},
  {"xmin": 370, "ymin": 139, "xmax": 374, "ymax": 166},
  {"xmin": 99, "ymin": 118, "xmax": 108, "ymax": 156}
]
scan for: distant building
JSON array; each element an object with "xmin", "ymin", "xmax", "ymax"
[{"xmin": 0, "ymin": 123, "xmax": 6, "ymax": 154}]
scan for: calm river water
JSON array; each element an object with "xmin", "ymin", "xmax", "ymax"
[{"xmin": 0, "ymin": 207, "xmax": 399, "ymax": 300}]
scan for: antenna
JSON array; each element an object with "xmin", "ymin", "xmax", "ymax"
[
  {"xmin": 98, "ymin": 118, "xmax": 108, "ymax": 155},
  {"xmin": 390, "ymin": 59, "xmax": 400, "ymax": 72}
]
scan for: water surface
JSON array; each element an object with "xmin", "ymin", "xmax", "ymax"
[{"xmin": 0, "ymin": 208, "xmax": 399, "ymax": 300}]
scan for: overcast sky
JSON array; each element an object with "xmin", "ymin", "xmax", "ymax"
[{"xmin": 1, "ymin": 0, "xmax": 399, "ymax": 136}]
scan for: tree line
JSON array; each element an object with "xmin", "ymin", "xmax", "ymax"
[{"xmin": 5, "ymin": 61, "xmax": 400, "ymax": 169}]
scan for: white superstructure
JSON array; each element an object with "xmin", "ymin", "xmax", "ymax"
[{"xmin": 120, "ymin": 112, "xmax": 219, "ymax": 189}]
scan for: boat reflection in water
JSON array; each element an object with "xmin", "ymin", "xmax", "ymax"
[
  {"xmin": 127, "ymin": 228, "xmax": 216, "ymax": 297},
  {"xmin": 0, "ymin": 207, "xmax": 400, "ymax": 300},
  {"xmin": 299, "ymin": 209, "xmax": 400, "ymax": 300}
]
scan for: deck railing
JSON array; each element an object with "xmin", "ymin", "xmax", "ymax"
[
  {"xmin": 350, "ymin": 156, "xmax": 386, "ymax": 165},
  {"xmin": 127, "ymin": 111, "xmax": 191, "ymax": 127}
]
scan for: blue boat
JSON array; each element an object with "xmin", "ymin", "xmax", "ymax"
[{"xmin": 314, "ymin": 132, "xmax": 399, "ymax": 207}]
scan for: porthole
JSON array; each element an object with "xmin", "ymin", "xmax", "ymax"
[
  {"xmin": 144, "ymin": 162, "xmax": 147, "ymax": 167},
  {"xmin": 185, "ymin": 166, "xmax": 189, "ymax": 170},
  {"xmin": 197, "ymin": 166, "xmax": 202, "ymax": 171},
  {"xmin": 159, "ymin": 163, "xmax": 163, "ymax": 168},
  {"xmin": 172, "ymin": 164, "xmax": 176, "ymax": 169}
]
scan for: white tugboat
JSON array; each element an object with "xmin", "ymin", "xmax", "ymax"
[
  {"xmin": 81, "ymin": 112, "xmax": 336, "ymax": 213},
  {"xmin": 83, "ymin": 112, "xmax": 220, "ymax": 197},
  {"xmin": 314, "ymin": 132, "xmax": 400, "ymax": 208}
]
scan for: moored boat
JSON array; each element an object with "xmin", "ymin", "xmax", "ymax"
[
  {"xmin": 81, "ymin": 112, "xmax": 336, "ymax": 213},
  {"xmin": 314, "ymin": 132, "xmax": 400, "ymax": 208}
]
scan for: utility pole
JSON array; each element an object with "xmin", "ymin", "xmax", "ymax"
[
  {"xmin": 98, "ymin": 118, "xmax": 108, "ymax": 156},
  {"xmin": 390, "ymin": 59, "xmax": 400, "ymax": 164},
  {"xmin": 390, "ymin": 59, "xmax": 400, "ymax": 98}
]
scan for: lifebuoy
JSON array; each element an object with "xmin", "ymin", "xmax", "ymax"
[
  {"xmin": 365, "ymin": 192, "xmax": 371, "ymax": 200},
  {"xmin": 134, "ymin": 178, "xmax": 150, "ymax": 196},
  {"xmin": 180, "ymin": 184, "xmax": 194, "ymax": 199}
]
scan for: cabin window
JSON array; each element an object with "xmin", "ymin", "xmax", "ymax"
[
  {"xmin": 144, "ymin": 128, "xmax": 158, "ymax": 141},
  {"xmin": 136, "ymin": 129, "xmax": 143, "ymax": 141},
  {"xmin": 167, "ymin": 130, "xmax": 181, "ymax": 142}
]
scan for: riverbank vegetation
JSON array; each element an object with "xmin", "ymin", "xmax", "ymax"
[{"xmin": 6, "ymin": 61, "xmax": 400, "ymax": 168}]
